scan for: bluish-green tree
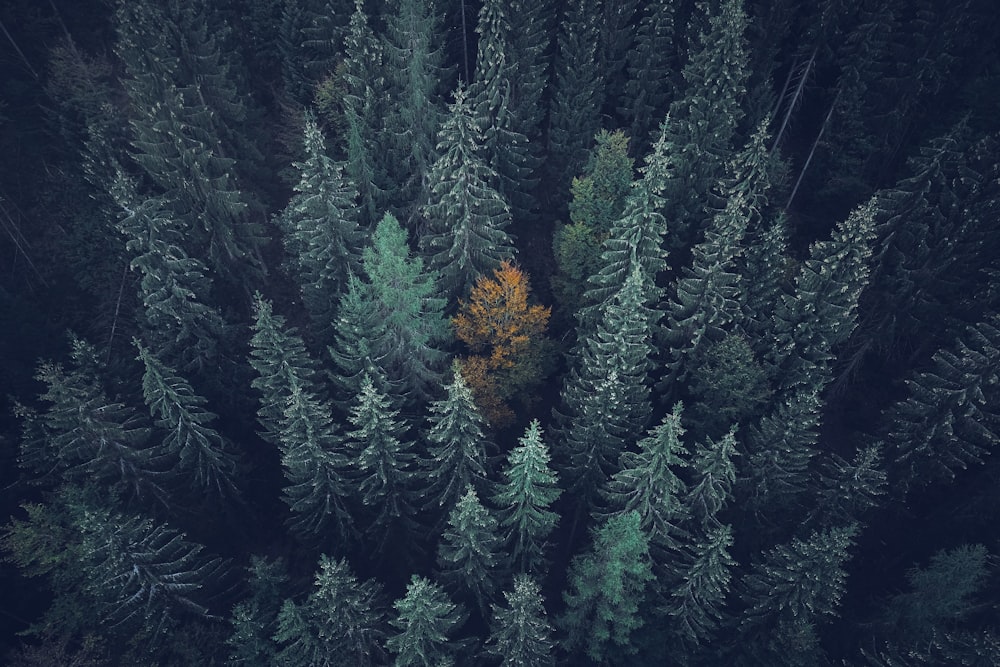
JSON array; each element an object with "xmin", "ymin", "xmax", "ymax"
[
  {"xmin": 436, "ymin": 487, "xmax": 506, "ymax": 616},
  {"xmin": 387, "ymin": 575, "xmax": 467, "ymax": 667},
  {"xmin": 485, "ymin": 575, "xmax": 555, "ymax": 667}
]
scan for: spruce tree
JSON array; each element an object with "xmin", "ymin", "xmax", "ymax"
[
  {"xmin": 226, "ymin": 556, "xmax": 287, "ymax": 667},
  {"xmin": 421, "ymin": 364, "xmax": 491, "ymax": 517},
  {"xmin": 621, "ymin": 0, "xmax": 679, "ymax": 154},
  {"xmin": 278, "ymin": 0, "xmax": 349, "ymax": 105},
  {"xmin": 136, "ymin": 340, "xmax": 240, "ymax": 502},
  {"xmin": 276, "ymin": 114, "xmax": 364, "ymax": 340},
  {"xmin": 346, "ymin": 373, "xmax": 420, "ymax": 554},
  {"xmin": 546, "ymin": 0, "xmax": 603, "ymax": 200},
  {"xmin": 387, "ymin": 575, "xmax": 467, "ymax": 667},
  {"xmin": 558, "ymin": 511, "xmax": 654, "ymax": 663},
  {"xmin": 603, "ymin": 402, "xmax": 688, "ymax": 554},
  {"xmin": 485, "ymin": 575, "xmax": 555, "ymax": 667},
  {"xmin": 806, "ymin": 445, "xmax": 886, "ymax": 529},
  {"xmin": 273, "ymin": 555, "xmax": 387, "ymax": 667},
  {"xmin": 505, "ymin": 0, "xmax": 554, "ymax": 155},
  {"xmin": 736, "ymin": 212, "xmax": 791, "ymax": 356},
  {"xmin": 436, "ymin": 487, "xmax": 506, "ymax": 616},
  {"xmin": 493, "ymin": 420, "xmax": 562, "ymax": 576},
  {"xmin": 664, "ymin": 523, "xmax": 736, "ymax": 647},
  {"xmin": 420, "ymin": 84, "xmax": 514, "ymax": 301},
  {"xmin": 685, "ymin": 427, "xmax": 738, "ymax": 533},
  {"xmin": 382, "ymin": 0, "xmax": 450, "ymax": 220}
]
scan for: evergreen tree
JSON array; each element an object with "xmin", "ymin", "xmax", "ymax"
[
  {"xmin": 657, "ymin": 0, "xmax": 751, "ymax": 247},
  {"xmin": 278, "ymin": 0, "xmax": 349, "ymax": 105},
  {"xmin": 436, "ymin": 487, "xmax": 506, "ymax": 616},
  {"xmin": 558, "ymin": 511, "xmax": 654, "ymax": 663},
  {"xmin": 227, "ymin": 556, "xmax": 287, "ymax": 667},
  {"xmin": 467, "ymin": 0, "xmax": 536, "ymax": 222},
  {"xmin": 485, "ymin": 575, "xmax": 555, "ymax": 667},
  {"xmin": 493, "ymin": 420, "xmax": 562, "ymax": 576},
  {"xmin": 273, "ymin": 555, "xmax": 387, "ymax": 667},
  {"xmin": 806, "ymin": 444, "xmax": 886, "ymax": 529},
  {"xmin": 882, "ymin": 316, "xmax": 1000, "ymax": 495},
  {"xmin": 557, "ymin": 265, "xmax": 654, "ymax": 512},
  {"xmin": 387, "ymin": 575, "xmax": 467, "ymax": 667},
  {"xmin": 736, "ymin": 212, "xmax": 791, "ymax": 355},
  {"xmin": 29, "ymin": 338, "xmax": 167, "ymax": 504},
  {"xmin": 737, "ymin": 524, "xmax": 857, "ymax": 653},
  {"xmin": 248, "ymin": 293, "xmax": 323, "ymax": 445},
  {"xmin": 346, "ymin": 373, "xmax": 420, "ymax": 554},
  {"xmin": 421, "ymin": 364, "xmax": 491, "ymax": 517},
  {"xmin": 685, "ymin": 427, "xmax": 738, "ymax": 532},
  {"xmin": 505, "ymin": 0, "xmax": 554, "ymax": 166},
  {"xmin": 276, "ymin": 114, "xmax": 364, "ymax": 340},
  {"xmin": 664, "ymin": 523, "xmax": 737, "ymax": 647},
  {"xmin": 340, "ymin": 0, "xmax": 389, "ymax": 227},
  {"xmin": 546, "ymin": 0, "xmax": 603, "ymax": 200},
  {"xmin": 136, "ymin": 340, "xmax": 240, "ymax": 502},
  {"xmin": 382, "ymin": 0, "xmax": 450, "ymax": 220},
  {"xmin": 111, "ymin": 170, "xmax": 228, "ymax": 376},
  {"xmin": 420, "ymin": 84, "xmax": 514, "ymax": 301},
  {"xmin": 621, "ymin": 0, "xmax": 680, "ymax": 154},
  {"xmin": 603, "ymin": 403, "xmax": 688, "ymax": 553}
]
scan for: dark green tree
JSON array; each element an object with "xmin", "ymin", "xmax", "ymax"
[
  {"xmin": 558, "ymin": 510, "xmax": 654, "ymax": 663},
  {"xmin": 620, "ymin": 0, "xmax": 679, "ymax": 154},
  {"xmin": 276, "ymin": 114, "xmax": 364, "ymax": 340},
  {"xmin": 346, "ymin": 373, "xmax": 420, "ymax": 554},
  {"xmin": 436, "ymin": 487, "xmax": 506, "ymax": 616},
  {"xmin": 278, "ymin": 0, "xmax": 349, "ymax": 105},
  {"xmin": 505, "ymin": 0, "xmax": 554, "ymax": 149},
  {"xmin": 226, "ymin": 556, "xmax": 288, "ymax": 667},
  {"xmin": 546, "ymin": 0, "xmax": 603, "ymax": 199},
  {"xmin": 805, "ymin": 445, "xmax": 886, "ymax": 529},
  {"xmin": 136, "ymin": 339, "xmax": 240, "ymax": 502},
  {"xmin": 664, "ymin": 523, "xmax": 736, "ymax": 647},
  {"xmin": 736, "ymin": 212, "xmax": 791, "ymax": 356},
  {"xmin": 603, "ymin": 402, "xmax": 688, "ymax": 553},
  {"xmin": 493, "ymin": 420, "xmax": 562, "ymax": 576},
  {"xmin": 421, "ymin": 364, "xmax": 491, "ymax": 517},
  {"xmin": 881, "ymin": 316, "xmax": 1000, "ymax": 495},
  {"xmin": 273, "ymin": 555, "xmax": 387, "ymax": 667},
  {"xmin": 387, "ymin": 575, "xmax": 467, "ymax": 667},
  {"xmin": 485, "ymin": 575, "xmax": 555, "ymax": 667},
  {"xmin": 685, "ymin": 427, "xmax": 738, "ymax": 532},
  {"xmin": 420, "ymin": 84, "xmax": 514, "ymax": 301},
  {"xmin": 382, "ymin": 0, "xmax": 450, "ymax": 220}
]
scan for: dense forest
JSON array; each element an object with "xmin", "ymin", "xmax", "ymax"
[{"xmin": 1, "ymin": 0, "xmax": 999, "ymax": 664}]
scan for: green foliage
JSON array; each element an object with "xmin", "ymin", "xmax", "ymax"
[
  {"xmin": 664, "ymin": 523, "xmax": 736, "ymax": 646},
  {"xmin": 806, "ymin": 445, "xmax": 886, "ymax": 529},
  {"xmin": 273, "ymin": 555, "xmax": 387, "ymax": 666},
  {"xmin": 421, "ymin": 365, "xmax": 491, "ymax": 517},
  {"xmin": 387, "ymin": 575, "xmax": 467, "ymax": 667},
  {"xmin": 685, "ymin": 427, "xmax": 738, "ymax": 532},
  {"xmin": 558, "ymin": 511, "xmax": 654, "ymax": 663},
  {"xmin": 346, "ymin": 373, "xmax": 420, "ymax": 552},
  {"xmin": 136, "ymin": 339, "xmax": 240, "ymax": 502},
  {"xmin": 278, "ymin": 0, "xmax": 349, "ymax": 105},
  {"xmin": 686, "ymin": 333, "xmax": 771, "ymax": 438},
  {"xmin": 485, "ymin": 575, "xmax": 555, "ymax": 667},
  {"xmin": 436, "ymin": 487, "xmax": 506, "ymax": 616},
  {"xmin": 420, "ymin": 84, "xmax": 514, "ymax": 300},
  {"xmin": 621, "ymin": 0, "xmax": 679, "ymax": 153},
  {"xmin": 226, "ymin": 556, "xmax": 288, "ymax": 667},
  {"xmin": 276, "ymin": 114, "xmax": 364, "ymax": 340},
  {"xmin": 880, "ymin": 544, "xmax": 992, "ymax": 646},
  {"xmin": 493, "ymin": 420, "xmax": 562, "ymax": 576}
]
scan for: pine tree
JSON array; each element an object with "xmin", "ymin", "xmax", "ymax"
[
  {"xmin": 493, "ymin": 420, "xmax": 562, "ymax": 576},
  {"xmin": 30, "ymin": 338, "xmax": 167, "ymax": 504},
  {"xmin": 656, "ymin": 0, "xmax": 751, "ymax": 248},
  {"xmin": 346, "ymin": 373, "xmax": 420, "ymax": 553},
  {"xmin": 273, "ymin": 555, "xmax": 387, "ymax": 667},
  {"xmin": 387, "ymin": 575, "xmax": 467, "ymax": 667},
  {"xmin": 467, "ymin": 0, "xmax": 536, "ymax": 222},
  {"xmin": 382, "ymin": 0, "xmax": 450, "ymax": 220},
  {"xmin": 485, "ymin": 575, "xmax": 555, "ymax": 667},
  {"xmin": 421, "ymin": 364, "xmax": 491, "ymax": 517},
  {"xmin": 436, "ymin": 487, "xmax": 506, "ymax": 616},
  {"xmin": 736, "ymin": 212, "xmax": 791, "ymax": 355},
  {"xmin": 546, "ymin": 0, "xmax": 603, "ymax": 199},
  {"xmin": 882, "ymin": 316, "xmax": 1000, "ymax": 495},
  {"xmin": 340, "ymin": 0, "xmax": 389, "ymax": 227},
  {"xmin": 136, "ymin": 339, "xmax": 240, "ymax": 502},
  {"xmin": 737, "ymin": 524, "xmax": 857, "ymax": 641},
  {"xmin": 558, "ymin": 511, "xmax": 654, "ymax": 663},
  {"xmin": 664, "ymin": 523, "xmax": 736, "ymax": 646},
  {"xmin": 603, "ymin": 403, "xmax": 688, "ymax": 553},
  {"xmin": 248, "ymin": 293, "xmax": 323, "ymax": 445},
  {"xmin": 278, "ymin": 0, "xmax": 349, "ymax": 105},
  {"xmin": 111, "ymin": 171, "xmax": 228, "ymax": 376},
  {"xmin": 685, "ymin": 427, "xmax": 738, "ymax": 532},
  {"xmin": 276, "ymin": 114, "xmax": 364, "ymax": 340},
  {"xmin": 505, "ymin": 0, "xmax": 554, "ymax": 153},
  {"xmin": 227, "ymin": 556, "xmax": 287, "ymax": 667},
  {"xmin": 557, "ymin": 266, "xmax": 654, "ymax": 512},
  {"xmin": 621, "ymin": 0, "xmax": 679, "ymax": 154},
  {"xmin": 806, "ymin": 444, "xmax": 886, "ymax": 529},
  {"xmin": 420, "ymin": 84, "xmax": 514, "ymax": 301}
]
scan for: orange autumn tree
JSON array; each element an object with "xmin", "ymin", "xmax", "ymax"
[{"xmin": 453, "ymin": 260, "xmax": 552, "ymax": 426}]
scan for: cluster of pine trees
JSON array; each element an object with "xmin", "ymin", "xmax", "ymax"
[{"xmin": 1, "ymin": 0, "xmax": 999, "ymax": 664}]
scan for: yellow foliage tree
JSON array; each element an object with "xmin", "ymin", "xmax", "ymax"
[{"xmin": 453, "ymin": 261, "xmax": 551, "ymax": 426}]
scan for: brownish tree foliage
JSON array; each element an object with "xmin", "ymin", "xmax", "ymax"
[{"xmin": 453, "ymin": 261, "xmax": 551, "ymax": 426}]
